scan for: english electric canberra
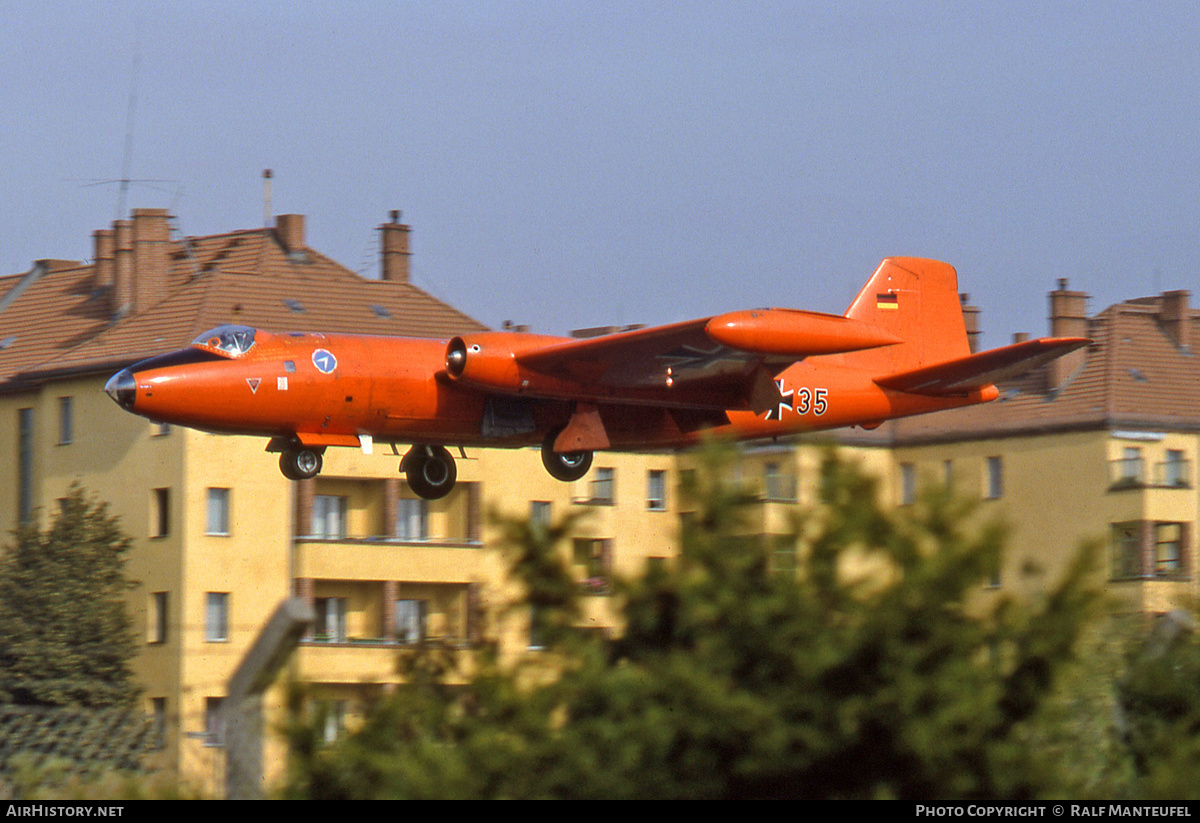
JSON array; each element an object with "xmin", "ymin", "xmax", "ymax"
[{"xmin": 105, "ymin": 258, "xmax": 1087, "ymax": 499}]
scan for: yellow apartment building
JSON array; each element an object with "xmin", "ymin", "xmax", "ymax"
[
  {"xmin": 0, "ymin": 208, "xmax": 683, "ymax": 791},
  {"xmin": 1, "ymin": 208, "xmax": 1196, "ymax": 793},
  {"xmin": 843, "ymin": 281, "xmax": 1199, "ymax": 614}
]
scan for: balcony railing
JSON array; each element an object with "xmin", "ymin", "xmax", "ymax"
[
  {"xmin": 1153, "ymin": 458, "xmax": 1193, "ymax": 489},
  {"xmin": 1108, "ymin": 458, "xmax": 1192, "ymax": 490},
  {"xmin": 297, "ymin": 533, "xmax": 482, "ymax": 547},
  {"xmin": 302, "ymin": 634, "xmax": 472, "ymax": 648}
]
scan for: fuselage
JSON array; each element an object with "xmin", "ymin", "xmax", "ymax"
[{"xmin": 106, "ymin": 324, "xmax": 993, "ymax": 453}]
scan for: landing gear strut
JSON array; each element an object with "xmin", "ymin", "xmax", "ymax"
[
  {"xmin": 402, "ymin": 445, "xmax": 458, "ymax": 500},
  {"xmin": 279, "ymin": 447, "xmax": 324, "ymax": 481},
  {"xmin": 541, "ymin": 428, "xmax": 593, "ymax": 482}
]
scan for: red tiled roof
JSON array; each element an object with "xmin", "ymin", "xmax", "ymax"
[{"xmin": 0, "ymin": 218, "xmax": 487, "ymax": 389}]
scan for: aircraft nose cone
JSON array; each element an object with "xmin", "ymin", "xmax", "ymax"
[{"xmin": 105, "ymin": 369, "xmax": 136, "ymax": 410}]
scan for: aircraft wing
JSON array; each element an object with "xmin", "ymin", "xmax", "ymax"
[
  {"xmin": 502, "ymin": 309, "xmax": 901, "ymax": 410},
  {"xmin": 874, "ymin": 337, "xmax": 1091, "ymax": 396},
  {"xmin": 517, "ymin": 318, "xmax": 757, "ymax": 388}
]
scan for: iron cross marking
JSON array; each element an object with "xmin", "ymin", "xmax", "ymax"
[{"xmin": 764, "ymin": 378, "xmax": 793, "ymax": 421}]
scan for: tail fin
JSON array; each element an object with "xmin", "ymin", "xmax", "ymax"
[{"xmin": 842, "ymin": 257, "xmax": 971, "ymax": 376}]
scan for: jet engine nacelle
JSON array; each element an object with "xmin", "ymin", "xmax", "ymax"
[{"xmin": 444, "ymin": 332, "xmax": 568, "ymax": 394}]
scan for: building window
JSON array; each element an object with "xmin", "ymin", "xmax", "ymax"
[
  {"xmin": 18, "ymin": 408, "xmax": 33, "ymax": 523},
  {"xmin": 395, "ymin": 599, "xmax": 426, "ymax": 644},
  {"xmin": 151, "ymin": 697, "xmax": 167, "ymax": 749},
  {"xmin": 985, "ymin": 456, "xmax": 1003, "ymax": 499},
  {"xmin": 206, "ymin": 488, "xmax": 230, "ymax": 535},
  {"xmin": 1111, "ymin": 523, "xmax": 1143, "ymax": 579},
  {"xmin": 772, "ymin": 537, "xmax": 798, "ymax": 576},
  {"xmin": 465, "ymin": 482, "xmax": 482, "ymax": 543},
  {"xmin": 900, "ymin": 462, "xmax": 917, "ymax": 505},
  {"xmin": 589, "ymin": 468, "xmax": 614, "ymax": 504},
  {"xmin": 152, "ymin": 488, "xmax": 170, "ymax": 537},
  {"xmin": 1158, "ymin": 450, "xmax": 1190, "ymax": 488},
  {"xmin": 150, "ymin": 591, "xmax": 168, "ymax": 644},
  {"xmin": 531, "ymin": 500, "xmax": 552, "ymax": 531},
  {"xmin": 1111, "ymin": 446, "xmax": 1145, "ymax": 487},
  {"xmin": 205, "ymin": 592, "xmax": 229, "ymax": 642},
  {"xmin": 57, "ymin": 397, "xmax": 72, "ymax": 445},
  {"xmin": 1154, "ymin": 522, "xmax": 1186, "ymax": 576},
  {"xmin": 647, "ymin": 470, "xmax": 667, "ymax": 511},
  {"xmin": 320, "ymin": 700, "xmax": 346, "ymax": 744},
  {"xmin": 314, "ymin": 597, "xmax": 347, "ymax": 642},
  {"xmin": 763, "ymin": 462, "xmax": 796, "ymax": 501},
  {"xmin": 311, "ymin": 495, "xmax": 347, "ymax": 539},
  {"xmin": 573, "ymin": 538, "xmax": 612, "ymax": 594},
  {"xmin": 205, "ymin": 697, "xmax": 224, "ymax": 747},
  {"xmin": 396, "ymin": 498, "xmax": 428, "ymax": 541}
]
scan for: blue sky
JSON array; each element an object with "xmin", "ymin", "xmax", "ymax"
[{"xmin": 3, "ymin": 2, "xmax": 1198, "ymax": 347}]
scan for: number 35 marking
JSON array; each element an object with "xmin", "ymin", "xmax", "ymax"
[{"xmin": 795, "ymin": 387, "xmax": 828, "ymax": 416}]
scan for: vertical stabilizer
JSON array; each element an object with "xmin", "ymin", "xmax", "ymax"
[{"xmin": 842, "ymin": 257, "xmax": 971, "ymax": 375}]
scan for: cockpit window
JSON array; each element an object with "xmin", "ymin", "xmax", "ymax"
[{"xmin": 191, "ymin": 325, "xmax": 257, "ymax": 357}]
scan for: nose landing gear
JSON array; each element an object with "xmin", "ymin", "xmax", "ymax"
[{"xmin": 279, "ymin": 447, "xmax": 324, "ymax": 480}]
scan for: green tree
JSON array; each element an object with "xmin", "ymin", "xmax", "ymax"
[
  {"xmin": 0, "ymin": 486, "xmax": 139, "ymax": 708},
  {"xmin": 1116, "ymin": 609, "xmax": 1200, "ymax": 799},
  {"xmin": 287, "ymin": 446, "xmax": 1103, "ymax": 799}
]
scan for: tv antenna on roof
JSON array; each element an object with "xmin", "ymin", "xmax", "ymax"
[{"xmin": 78, "ymin": 53, "xmax": 180, "ymax": 219}]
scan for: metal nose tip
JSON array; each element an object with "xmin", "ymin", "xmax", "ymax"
[{"xmin": 105, "ymin": 369, "xmax": 136, "ymax": 409}]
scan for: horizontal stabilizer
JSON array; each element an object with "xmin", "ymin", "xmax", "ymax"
[{"xmin": 875, "ymin": 337, "xmax": 1090, "ymax": 396}]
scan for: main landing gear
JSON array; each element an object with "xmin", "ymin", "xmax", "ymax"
[
  {"xmin": 540, "ymin": 428, "xmax": 593, "ymax": 482},
  {"xmin": 400, "ymin": 445, "xmax": 458, "ymax": 500}
]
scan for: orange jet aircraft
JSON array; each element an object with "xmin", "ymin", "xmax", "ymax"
[{"xmin": 105, "ymin": 258, "xmax": 1088, "ymax": 499}]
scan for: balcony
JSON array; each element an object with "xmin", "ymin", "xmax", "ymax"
[
  {"xmin": 295, "ymin": 537, "xmax": 487, "ymax": 582},
  {"xmin": 1108, "ymin": 457, "xmax": 1192, "ymax": 491},
  {"xmin": 295, "ymin": 642, "xmax": 478, "ymax": 686}
]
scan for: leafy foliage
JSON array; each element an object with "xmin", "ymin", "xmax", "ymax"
[
  {"xmin": 0, "ymin": 486, "xmax": 139, "ymax": 708},
  {"xmin": 285, "ymin": 445, "xmax": 1131, "ymax": 799},
  {"xmin": 1117, "ymin": 609, "xmax": 1200, "ymax": 799}
]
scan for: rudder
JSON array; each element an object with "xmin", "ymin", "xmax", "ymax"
[{"xmin": 842, "ymin": 257, "xmax": 971, "ymax": 376}]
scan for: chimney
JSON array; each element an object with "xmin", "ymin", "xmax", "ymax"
[
  {"xmin": 960, "ymin": 293, "xmax": 981, "ymax": 353},
  {"xmin": 93, "ymin": 229, "xmax": 115, "ymax": 290},
  {"xmin": 275, "ymin": 214, "xmax": 306, "ymax": 253},
  {"xmin": 132, "ymin": 208, "xmax": 171, "ymax": 312},
  {"xmin": 1048, "ymin": 277, "xmax": 1090, "ymax": 391},
  {"xmin": 262, "ymin": 169, "xmax": 273, "ymax": 228},
  {"xmin": 113, "ymin": 219, "xmax": 134, "ymax": 318},
  {"xmin": 380, "ymin": 210, "xmax": 411, "ymax": 283},
  {"xmin": 1160, "ymin": 290, "xmax": 1190, "ymax": 351}
]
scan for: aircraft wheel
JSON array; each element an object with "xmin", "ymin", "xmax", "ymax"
[
  {"xmin": 280, "ymin": 448, "xmax": 323, "ymax": 481},
  {"xmin": 541, "ymin": 428, "xmax": 593, "ymax": 482},
  {"xmin": 402, "ymin": 445, "xmax": 458, "ymax": 500}
]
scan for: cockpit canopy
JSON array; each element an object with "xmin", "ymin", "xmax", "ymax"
[{"xmin": 191, "ymin": 325, "xmax": 257, "ymax": 358}]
